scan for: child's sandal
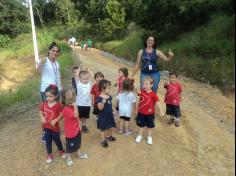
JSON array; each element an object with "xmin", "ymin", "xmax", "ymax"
[
  {"xmin": 175, "ymin": 121, "xmax": 180, "ymax": 127},
  {"xmin": 79, "ymin": 152, "xmax": 88, "ymax": 159}
]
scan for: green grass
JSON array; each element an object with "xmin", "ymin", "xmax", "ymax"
[
  {"xmin": 0, "ymin": 31, "xmax": 73, "ymax": 113},
  {"xmin": 100, "ymin": 14, "xmax": 235, "ymax": 93}
]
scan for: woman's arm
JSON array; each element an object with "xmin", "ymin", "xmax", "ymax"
[
  {"xmin": 157, "ymin": 49, "xmax": 174, "ymax": 62},
  {"xmin": 131, "ymin": 49, "xmax": 143, "ymax": 79},
  {"xmin": 36, "ymin": 57, "xmax": 47, "ymax": 73}
]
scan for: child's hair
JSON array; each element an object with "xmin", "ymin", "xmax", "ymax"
[
  {"xmin": 48, "ymin": 42, "xmax": 60, "ymax": 52},
  {"xmin": 72, "ymin": 66, "xmax": 79, "ymax": 71},
  {"xmin": 98, "ymin": 79, "xmax": 111, "ymax": 92},
  {"xmin": 61, "ymin": 87, "xmax": 76, "ymax": 106},
  {"xmin": 119, "ymin": 67, "xmax": 128, "ymax": 77},
  {"xmin": 169, "ymin": 71, "xmax": 178, "ymax": 77},
  {"xmin": 79, "ymin": 70, "xmax": 89, "ymax": 78},
  {"xmin": 122, "ymin": 79, "xmax": 134, "ymax": 92},
  {"xmin": 94, "ymin": 72, "xmax": 104, "ymax": 79},
  {"xmin": 45, "ymin": 85, "xmax": 59, "ymax": 96},
  {"xmin": 143, "ymin": 76, "xmax": 154, "ymax": 85}
]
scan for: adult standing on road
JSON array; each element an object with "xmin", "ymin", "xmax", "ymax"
[
  {"xmin": 131, "ymin": 35, "xmax": 175, "ymax": 93},
  {"xmin": 37, "ymin": 42, "xmax": 62, "ymax": 102}
]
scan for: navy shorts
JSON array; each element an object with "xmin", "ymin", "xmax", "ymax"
[
  {"xmin": 78, "ymin": 106, "xmax": 90, "ymax": 118},
  {"xmin": 66, "ymin": 132, "xmax": 81, "ymax": 153},
  {"xmin": 120, "ymin": 116, "xmax": 131, "ymax": 121},
  {"xmin": 136, "ymin": 113, "xmax": 155, "ymax": 128},
  {"xmin": 166, "ymin": 104, "xmax": 181, "ymax": 118}
]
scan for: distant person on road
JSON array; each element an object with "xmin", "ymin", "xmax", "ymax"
[
  {"xmin": 131, "ymin": 34, "xmax": 175, "ymax": 93},
  {"xmin": 87, "ymin": 38, "xmax": 92, "ymax": 51},
  {"xmin": 37, "ymin": 42, "xmax": 62, "ymax": 143},
  {"xmin": 164, "ymin": 72, "xmax": 183, "ymax": 127},
  {"xmin": 39, "ymin": 85, "xmax": 66, "ymax": 164},
  {"xmin": 61, "ymin": 88, "xmax": 88, "ymax": 167}
]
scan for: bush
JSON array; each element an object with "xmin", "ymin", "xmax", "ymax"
[{"xmin": 0, "ymin": 35, "xmax": 11, "ymax": 48}]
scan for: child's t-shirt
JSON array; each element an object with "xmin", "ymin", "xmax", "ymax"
[
  {"xmin": 164, "ymin": 82, "xmax": 182, "ymax": 106},
  {"xmin": 138, "ymin": 89, "xmax": 159, "ymax": 115},
  {"xmin": 116, "ymin": 92, "xmax": 136, "ymax": 117},
  {"xmin": 62, "ymin": 105, "xmax": 81, "ymax": 138},
  {"xmin": 90, "ymin": 83, "xmax": 100, "ymax": 105},
  {"xmin": 76, "ymin": 80, "xmax": 92, "ymax": 106},
  {"xmin": 40, "ymin": 102, "xmax": 62, "ymax": 132},
  {"xmin": 117, "ymin": 76, "xmax": 128, "ymax": 93}
]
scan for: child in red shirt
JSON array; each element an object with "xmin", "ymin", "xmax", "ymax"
[
  {"xmin": 164, "ymin": 72, "xmax": 183, "ymax": 127},
  {"xmin": 90, "ymin": 72, "xmax": 104, "ymax": 117},
  {"xmin": 39, "ymin": 85, "xmax": 65, "ymax": 164},
  {"xmin": 135, "ymin": 76, "xmax": 164, "ymax": 145},
  {"xmin": 114, "ymin": 67, "xmax": 129, "ymax": 94},
  {"xmin": 61, "ymin": 88, "xmax": 88, "ymax": 167}
]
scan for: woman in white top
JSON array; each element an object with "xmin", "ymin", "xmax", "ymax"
[{"xmin": 37, "ymin": 42, "xmax": 62, "ymax": 102}]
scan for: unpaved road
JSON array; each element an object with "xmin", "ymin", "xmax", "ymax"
[{"xmin": 0, "ymin": 48, "xmax": 234, "ymax": 176}]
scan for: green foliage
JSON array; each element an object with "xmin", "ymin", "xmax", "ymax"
[
  {"xmin": 0, "ymin": 0, "xmax": 30, "ymax": 37},
  {"xmin": 0, "ymin": 35, "xmax": 10, "ymax": 47}
]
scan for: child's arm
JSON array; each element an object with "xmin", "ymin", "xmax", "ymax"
[
  {"xmin": 91, "ymin": 94, "xmax": 95, "ymax": 106},
  {"xmin": 39, "ymin": 111, "xmax": 46, "ymax": 124},
  {"xmin": 85, "ymin": 67, "xmax": 93, "ymax": 80},
  {"xmin": 164, "ymin": 81, "xmax": 170, "ymax": 89},
  {"xmin": 131, "ymin": 102, "xmax": 137, "ymax": 116},
  {"xmin": 156, "ymin": 101, "xmax": 164, "ymax": 117},
  {"xmin": 97, "ymin": 98, "xmax": 106, "ymax": 111},
  {"xmin": 50, "ymin": 113, "xmax": 63, "ymax": 127}
]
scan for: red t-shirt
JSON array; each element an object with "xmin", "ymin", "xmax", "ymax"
[
  {"xmin": 117, "ymin": 76, "xmax": 128, "ymax": 93},
  {"xmin": 164, "ymin": 82, "xmax": 182, "ymax": 105},
  {"xmin": 40, "ymin": 102, "xmax": 62, "ymax": 132},
  {"xmin": 138, "ymin": 89, "xmax": 159, "ymax": 115},
  {"xmin": 90, "ymin": 83, "xmax": 100, "ymax": 104},
  {"xmin": 62, "ymin": 106, "xmax": 81, "ymax": 138}
]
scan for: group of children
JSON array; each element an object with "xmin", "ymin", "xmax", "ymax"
[{"xmin": 39, "ymin": 65, "xmax": 182, "ymax": 166}]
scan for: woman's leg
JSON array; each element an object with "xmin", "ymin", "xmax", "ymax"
[{"xmin": 151, "ymin": 72, "xmax": 160, "ymax": 93}]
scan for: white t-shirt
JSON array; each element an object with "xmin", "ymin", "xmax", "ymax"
[
  {"xmin": 40, "ymin": 57, "xmax": 61, "ymax": 92},
  {"xmin": 76, "ymin": 80, "xmax": 92, "ymax": 107},
  {"xmin": 116, "ymin": 92, "xmax": 136, "ymax": 117}
]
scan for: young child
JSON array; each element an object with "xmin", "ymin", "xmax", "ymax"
[
  {"xmin": 116, "ymin": 79, "xmax": 136, "ymax": 135},
  {"xmin": 114, "ymin": 67, "xmax": 129, "ymax": 94},
  {"xmin": 72, "ymin": 66, "xmax": 79, "ymax": 94},
  {"xmin": 90, "ymin": 72, "xmax": 104, "ymax": 118},
  {"xmin": 135, "ymin": 76, "xmax": 164, "ymax": 145},
  {"xmin": 61, "ymin": 88, "xmax": 88, "ymax": 167},
  {"xmin": 164, "ymin": 72, "xmax": 183, "ymax": 127},
  {"xmin": 75, "ymin": 65, "xmax": 93, "ymax": 133},
  {"xmin": 39, "ymin": 85, "xmax": 66, "ymax": 163},
  {"xmin": 97, "ymin": 79, "xmax": 116, "ymax": 148}
]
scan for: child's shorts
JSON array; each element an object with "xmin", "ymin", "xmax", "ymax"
[
  {"xmin": 136, "ymin": 113, "xmax": 155, "ymax": 128},
  {"xmin": 166, "ymin": 104, "xmax": 181, "ymax": 118},
  {"xmin": 92, "ymin": 105, "xmax": 100, "ymax": 115},
  {"xmin": 120, "ymin": 116, "xmax": 131, "ymax": 121},
  {"xmin": 78, "ymin": 106, "xmax": 90, "ymax": 118},
  {"xmin": 66, "ymin": 132, "xmax": 81, "ymax": 153}
]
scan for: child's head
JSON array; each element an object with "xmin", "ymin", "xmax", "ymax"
[
  {"xmin": 45, "ymin": 85, "xmax": 59, "ymax": 102},
  {"xmin": 169, "ymin": 72, "xmax": 178, "ymax": 83},
  {"xmin": 79, "ymin": 70, "xmax": 90, "ymax": 84},
  {"xmin": 122, "ymin": 79, "xmax": 134, "ymax": 92},
  {"xmin": 61, "ymin": 87, "xmax": 76, "ymax": 106},
  {"xmin": 118, "ymin": 67, "xmax": 128, "ymax": 78},
  {"xmin": 98, "ymin": 79, "xmax": 111, "ymax": 94},
  {"xmin": 142, "ymin": 76, "xmax": 154, "ymax": 91},
  {"xmin": 72, "ymin": 66, "xmax": 79, "ymax": 77},
  {"xmin": 94, "ymin": 72, "xmax": 104, "ymax": 83}
]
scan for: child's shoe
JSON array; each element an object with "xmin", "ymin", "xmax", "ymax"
[
  {"xmin": 117, "ymin": 129, "xmax": 123, "ymax": 134},
  {"xmin": 168, "ymin": 117, "xmax": 174, "ymax": 125},
  {"xmin": 147, "ymin": 136, "xmax": 153, "ymax": 145},
  {"xmin": 78, "ymin": 152, "xmax": 88, "ymax": 159},
  {"xmin": 124, "ymin": 130, "xmax": 132, "ymax": 136},
  {"xmin": 175, "ymin": 120, "xmax": 180, "ymax": 127},
  {"xmin": 82, "ymin": 126, "xmax": 89, "ymax": 133},
  {"xmin": 106, "ymin": 136, "xmax": 116, "ymax": 142},
  {"xmin": 135, "ymin": 135, "xmax": 143, "ymax": 143},
  {"xmin": 46, "ymin": 154, "xmax": 53, "ymax": 164},
  {"xmin": 101, "ymin": 140, "xmax": 109, "ymax": 148},
  {"xmin": 59, "ymin": 150, "xmax": 66, "ymax": 159},
  {"xmin": 66, "ymin": 158, "xmax": 74, "ymax": 167}
]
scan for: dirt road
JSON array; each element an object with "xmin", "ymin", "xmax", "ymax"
[{"xmin": 0, "ymin": 48, "xmax": 234, "ymax": 176}]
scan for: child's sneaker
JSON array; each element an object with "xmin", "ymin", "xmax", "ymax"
[
  {"xmin": 82, "ymin": 126, "xmax": 89, "ymax": 133},
  {"xmin": 175, "ymin": 120, "xmax": 180, "ymax": 127},
  {"xmin": 135, "ymin": 135, "xmax": 143, "ymax": 143},
  {"xmin": 124, "ymin": 130, "xmax": 132, "ymax": 136},
  {"xmin": 66, "ymin": 158, "xmax": 74, "ymax": 167},
  {"xmin": 117, "ymin": 129, "xmax": 123, "ymax": 134},
  {"xmin": 168, "ymin": 117, "xmax": 174, "ymax": 125},
  {"xmin": 59, "ymin": 150, "xmax": 66, "ymax": 159},
  {"xmin": 147, "ymin": 136, "xmax": 153, "ymax": 145},
  {"xmin": 101, "ymin": 140, "xmax": 109, "ymax": 148},
  {"xmin": 46, "ymin": 154, "xmax": 53, "ymax": 164},
  {"xmin": 106, "ymin": 136, "xmax": 116, "ymax": 142}
]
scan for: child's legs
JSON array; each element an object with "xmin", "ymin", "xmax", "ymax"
[
  {"xmin": 147, "ymin": 128, "xmax": 152, "ymax": 137},
  {"xmin": 100, "ymin": 130, "xmax": 106, "ymax": 141},
  {"xmin": 119, "ymin": 119, "xmax": 124, "ymax": 130},
  {"xmin": 44, "ymin": 129, "xmax": 53, "ymax": 154},
  {"xmin": 51, "ymin": 131, "xmax": 64, "ymax": 152},
  {"xmin": 138, "ymin": 127, "xmax": 144, "ymax": 136},
  {"xmin": 107, "ymin": 128, "xmax": 114, "ymax": 137},
  {"xmin": 124, "ymin": 120, "xmax": 130, "ymax": 132},
  {"xmin": 81, "ymin": 118, "xmax": 86, "ymax": 126}
]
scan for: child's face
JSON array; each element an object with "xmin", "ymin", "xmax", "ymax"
[
  {"xmin": 118, "ymin": 71, "xmax": 124, "ymax": 77},
  {"xmin": 45, "ymin": 92, "xmax": 57, "ymax": 103},
  {"xmin": 66, "ymin": 91, "xmax": 75, "ymax": 104},
  {"xmin": 80, "ymin": 73, "xmax": 90, "ymax": 84},
  {"xmin": 142, "ymin": 80, "xmax": 153, "ymax": 91},
  {"xmin": 169, "ymin": 75, "xmax": 177, "ymax": 83},
  {"xmin": 95, "ymin": 76, "xmax": 104, "ymax": 83},
  {"xmin": 104, "ymin": 85, "xmax": 111, "ymax": 94},
  {"xmin": 73, "ymin": 69, "xmax": 78, "ymax": 77}
]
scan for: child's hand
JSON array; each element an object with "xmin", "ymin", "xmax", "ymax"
[
  {"xmin": 41, "ymin": 117, "xmax": 46, "ymax": 124},
  {"xmin": 168, "ymin": 49, "xmax": 174, "ymax": 57},
  {"xmin": 50, "ymin": 119, "xmax": 57, "ymax": 128},
  {"xmin": 160, "ymin": 112, "xmax": 165, "ymax": 117},
  {"xmin": 180, "ymin": 97, "xmax": 183, "ymax": 102}
]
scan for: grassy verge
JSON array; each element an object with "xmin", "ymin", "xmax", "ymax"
[{"xmin": 99, "ymin": 15, "xmax": 235, "ymax": 93}]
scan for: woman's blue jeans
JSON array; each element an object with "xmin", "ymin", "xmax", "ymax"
[{"xmin": 140, "ymin": 72, "xmax": 160, "ymax": 93}]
